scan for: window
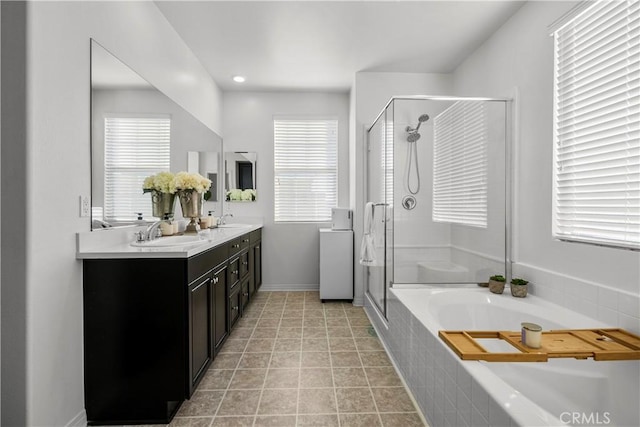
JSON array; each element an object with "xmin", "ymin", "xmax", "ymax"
[
  {"xmin": 432, "ymin": 101, "xmax": 488, "ymax": 228},
  {"xmin": 104, "ymin": 116, "xmax": 171, "ymax": 221},
  {"xmin": 274, "ymin": 118, "xmax": 338, "ymax": 222},
  {"xmin": 552, "ymin": 0, "xmax": 639, "ymax": 249}
]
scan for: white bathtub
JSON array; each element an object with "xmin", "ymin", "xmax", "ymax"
[{"xmin": 389, "ymin": 287, "xmax": 640, "ymax": 427}]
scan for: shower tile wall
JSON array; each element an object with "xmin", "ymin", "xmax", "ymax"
[{"xmin": 365, "ymin": 293, "xmax": 516, "ymax": 427}]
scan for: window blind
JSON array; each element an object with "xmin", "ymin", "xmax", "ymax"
[
  {"xmin": 104, "ymin": 116, "xmax": 171, "ymax": 222},
  {"xmin": 432, "ymin": 101, "xmax": 488, "ymax": 228},
  {"xmin": 553, "ymin": 0, "xmax": 640, "ymax": 249},
  {"xmin": 274, "ymin": 118, "xmax": 338, "ymax": 222}
]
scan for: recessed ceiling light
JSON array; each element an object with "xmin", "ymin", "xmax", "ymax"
[{"xmin": 233, "ymin": 76, "xmax": 246, "ymax": 83}]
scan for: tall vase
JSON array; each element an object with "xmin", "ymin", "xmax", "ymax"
[
  {"xmin": 179, "ymin": 189, "xmax": 204, "ymax": 233},
  {"xmin": 151, "ymin": 191, "xmax": 176, "ymax": 219}
]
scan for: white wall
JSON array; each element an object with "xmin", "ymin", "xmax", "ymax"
[
  {"xmin": 453, "ymin": 1, "xmax": 640, "ymax": 331},
  {"xmin": 222, "ymin": 92, "xmax": 350, "ymax": 288},
  {"xmin": 1, "ymin": 2, "xmax": 223, "ymax": 425},
  {"xmin": 352, "ymin": 72, "xmax": 453, "ymax": 304}
]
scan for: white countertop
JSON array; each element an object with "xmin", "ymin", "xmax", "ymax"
[{"xmin": 76, "ymin": 224, "xmax": 262, "ymax": 259}]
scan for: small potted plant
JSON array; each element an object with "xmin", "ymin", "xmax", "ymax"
[
  {"xmin": 510, "ymin": 278, "xmax": 529, "ymax": 298},
  {"xmin": 488, "ymin": 275, "xmax": 506, "ymax": 294}
]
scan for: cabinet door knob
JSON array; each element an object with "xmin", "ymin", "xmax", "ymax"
[
  {"xmin": 243, "ymin": 261, "xmax": 248, "ymax": 265},
  {"xmin": 213, "ymin": 277, "xmax": 219, "ymax": 284},
  {"xmin": 255, "ymin": 246, "xmax": 260, "ymax": 250},
  {"xmin": 243, "ymin": 292, "xmax": 249, "ymax": 296}
]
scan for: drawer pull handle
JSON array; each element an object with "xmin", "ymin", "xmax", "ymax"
[
  {"xmin": 233, "ymin": 305, "xmax": 239, "ymax": 311},
  {"xmin": 242, "ymin": 261, "xmax": 249, "ymax": 265},
  {"xmin": 255, "ymin": 246, "xmax": 260, "ymax": 250},
  {"xmin": 243, "ymin": 239, "xmax": 249, "ymax": 243},
  {"xmin": 232, "ymin": 244, "xmax": 240, "ymax": 248},
  {"xmin": 243, "ymin": 292, "xmax": 249, "ymax": 296},
  {"xmin": 233, "ymin": 270, "xmax": 239, "ymax": 275},
  {"xmin": 213, "ymin": 277, "xmax": 219, "ymax": 284}
]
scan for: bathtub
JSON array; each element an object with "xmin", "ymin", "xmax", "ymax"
[{"xmin": 380, "ymin": 287, "xmax": 640, "ymax": 427}]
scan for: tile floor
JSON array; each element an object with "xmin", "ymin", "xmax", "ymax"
[{"xmin": 168, "ymin": 291, "xmax": 426, "ymax": 427}]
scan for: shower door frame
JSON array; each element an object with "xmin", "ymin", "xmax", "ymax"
[{"xmin": 364, "ymin": 95, "xmax": 513, "ymax": 319}]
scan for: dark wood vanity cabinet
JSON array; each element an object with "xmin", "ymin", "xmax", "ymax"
[
  {"xmin": 250, "ymin": 229, "xmax": 262, "ymax": 295},
  {"xmin": 212, "ymin": 264, "xmax": 228, "ymax": 354},
  {"xmin": 188, "ymin": 274, "xmax": 213, "ymax": 392},
  {"xmin": 82, "ymin": 227, "xmax": 262, "ymax": 425}
]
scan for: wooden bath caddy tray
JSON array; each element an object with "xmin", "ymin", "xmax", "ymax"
[{"xmin": 439, "ymin": 328, "xmax": 640, "ymax": 362}]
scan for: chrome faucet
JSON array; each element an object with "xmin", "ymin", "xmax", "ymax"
[
  {"xmin": 220, "ymin": 213, "xmax": 233, "ymax": 225},
  {"xmin": 143, "ymin": 221, "xmax": 164, "ymax": 241}
]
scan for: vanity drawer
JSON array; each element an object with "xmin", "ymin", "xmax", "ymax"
[
  {"xmin": 228, "ymin": 257, "xmax": 240, "ymax": 290},
  {"xmin": 229, "ymin": 234, "xmax": 251, "ymax": 257},
  {"xmin": 188, "ymin": 244, "xmax": 228, "ymax": 284},
  {"xmin": 250, "ymin": 229, "xmax": 262, "ymax": 244},
  {"xmin": 239, "ymin": 250, "xmax": 250, "ymax": 278}
]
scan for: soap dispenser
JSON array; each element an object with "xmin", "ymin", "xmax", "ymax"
[
  {"xmin": 208, "ymin": 210, "xmax": 217, "ymax": 229},
  {"xmin": 134, "ymin": 212, "xmax": 145, "ymax": 225},
  {"xmin": 160, "ymin": 214, "xmax": 174, "ymax": 236}
]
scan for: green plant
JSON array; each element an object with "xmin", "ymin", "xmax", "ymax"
[
  {"xmin": 511, "ymin": 278, "xmax": 529, "ymax": 286},
  {"xmin": 489, "ymin": 275, "xmax": 505, "ymax": 282}
]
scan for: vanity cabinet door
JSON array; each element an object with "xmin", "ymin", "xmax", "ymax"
[
  {"xmin": 254, "ymin": 242, "xmax": 262, "ymax": 290},
  {"xmin": 188, "ymin": 274, "xmax": 212, "ymax": 395},
  {"xmin": 212, "ymin": 265, "xmax": 228, "ymax": 353},
  {"xmin": 241, "ymin": 277, "xmax": 250, "ymax": 312},
  {"xmin": 228, "ymin": 287, "xmax": 241, "ymax": 329}
]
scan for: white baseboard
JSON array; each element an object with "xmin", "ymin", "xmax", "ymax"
[
  {"xmin": 259, "ymin": 283, "xmax": 320, "ymax": 292},
  {"xmin": 65, "ymin": 409, "xmax": 86, "ymax": 427}
]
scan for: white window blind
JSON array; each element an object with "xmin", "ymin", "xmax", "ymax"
[
  {"xmin": 432, "ymin": 101, "xmax": 488, "ymax": 228},
  {"xmin": 104, "ymin": 116, "xmax": 171, "ymax": 221},
  {"xmin": 552, "ymin": 0, "xmax": 640, "ymax": 249},
  {"xmin": 274, "ymin": 118, "xmax": 338, "ymax": 222}
]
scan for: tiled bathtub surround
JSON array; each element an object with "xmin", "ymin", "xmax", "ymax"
[
  {"xmin": 169, "ymin": 291, "xmax": 425, "ymax": 427},
  {"xmin": 513, "ymin": 263, "xmax": 640, "ymax": 334},
  {"xmin": 366, "ymin": 292, "xmax": 514, "ymax": 427},
  {"xmin": 365, "ymin": 287, "xmax": 640, "ymax": 427}
]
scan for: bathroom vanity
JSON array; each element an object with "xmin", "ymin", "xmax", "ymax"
[{"xmin": 78, "ymin": 225, "xmax": 262, "ymax": 425}]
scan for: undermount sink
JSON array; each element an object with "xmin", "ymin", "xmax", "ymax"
[
  {"xmin": 130, "ymin": 234, "xmax": 204, "ymax": 248},
  {"xmin": 217, "ymin": 223, "xmax": 253, "ymax": 229}
]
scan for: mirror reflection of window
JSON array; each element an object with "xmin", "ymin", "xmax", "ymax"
[{"xmin": 103, "ymin": 115, "xmax": 171, "ymax": 222}]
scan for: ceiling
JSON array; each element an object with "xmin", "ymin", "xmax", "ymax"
[{"xmin": 156, "ymin": 1, "xmax": 526, "ymax": 92}]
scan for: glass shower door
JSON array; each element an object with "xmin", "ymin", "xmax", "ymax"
[{"xmin": 365, "ymin": 103, "xmax": 393, "ymax": 317}]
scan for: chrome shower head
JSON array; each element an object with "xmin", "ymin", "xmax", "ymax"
[
  {"xmin": 406, "ymin": 114, "xmax": 430, "ymax": 134},
  {"xmin": 414, "ymin": 114, "xmax": 430, "ymax": 132}
]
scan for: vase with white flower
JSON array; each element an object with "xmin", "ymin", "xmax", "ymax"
[
  {"xmin": 142, "ymin": 171, "xmax": 177, "ymax": 219},
  {"xmin": 174, "ymin": 171, "xmax": 212, "ymax": 233}
]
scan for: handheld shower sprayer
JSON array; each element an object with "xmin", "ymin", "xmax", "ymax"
[{"xmin": 404, "ymin": 114, "xmax": 430, "ymax": 196}]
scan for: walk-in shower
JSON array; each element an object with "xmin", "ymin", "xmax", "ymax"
[{"xmin": 364, "ymin": 96, "xmax": 511, "ymax": 317}]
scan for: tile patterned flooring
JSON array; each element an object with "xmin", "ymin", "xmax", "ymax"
[{"xmin": 168, "ymin": 291, "xmax": 426, "ymax": 427}]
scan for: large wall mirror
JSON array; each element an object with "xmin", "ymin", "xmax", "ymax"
[
  {"xmin": 90, "ymin": 39, "xmax": 223, "ymax": 229},
  {"xmin": 224, "ymin": 152, "xmax": 257, "ymax": 201}
]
